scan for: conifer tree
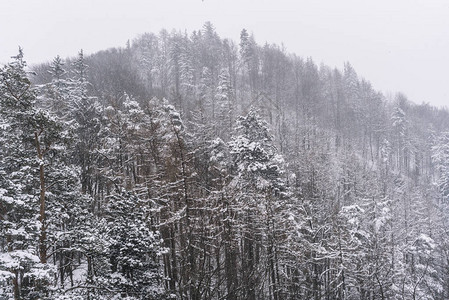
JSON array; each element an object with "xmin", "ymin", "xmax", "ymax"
[{"xmin": 0, "ymin": 49, "xmax": 57, "ymax": 299}]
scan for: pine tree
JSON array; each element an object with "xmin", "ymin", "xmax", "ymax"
[
  {"xmin": 215, "ymin": 68, "xmax": 234, "ymax": 140},
  {"xmin": 69, "ymin": 50, "xmax": 103, "ymax": 196},
  {"xmin": 105, "ymin": 190, "xmax": 167, "ymax": 299},
  {"xmin": 0, "ymin": 49, "xmax": 55, "ymax": 299},
  {"xmin": 228, "ymin": 109, "xmax": 286, "ymax": 300},
  {"xmin": 432, "ymin": 132, "xmax": 449, "ymax": 202},
  {"xmin": 39, "ymin": 55, "xmax": 72, "ymax": 118}
]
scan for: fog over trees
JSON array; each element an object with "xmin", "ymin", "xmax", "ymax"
[{"xmin": 1, "ymin": 23, "xmax": 449, "ymax": 299}]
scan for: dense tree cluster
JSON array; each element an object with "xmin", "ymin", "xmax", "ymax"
[{"xmin": 2, "ymin": 23, "xmax": 449, "ymax": 299}]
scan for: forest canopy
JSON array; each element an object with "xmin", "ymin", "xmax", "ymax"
[{"xmin": 1, "ymin": 22, "xmax": 449, "ymax": 299}]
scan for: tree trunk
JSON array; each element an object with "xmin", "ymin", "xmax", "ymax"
[{"xmin": 35, "ymin": 131, "xmax": 47, "ymax": 264}]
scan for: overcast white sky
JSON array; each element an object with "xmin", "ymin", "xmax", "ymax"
[{"xmin": 1, "ymin": 0, "xmax": 448, "ymax": 108}]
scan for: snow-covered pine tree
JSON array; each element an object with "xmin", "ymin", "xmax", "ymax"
[
  {"xmin": 38, "ymin": 55, "xmax": 72, "ymax": 119},
  {"xmin": 228, "ymin": 108, "xmax": 287, "ymax": 300},
  {"xmin": 0, "ymin": 49, "xmax": 58, "ymax": 299},
  {"xmin": 69, "ymin": 50, "xmax": 103, "ymax": 196},
  {"xmin": 104, "ymin": 189, "xmax": 167, "ymax": 299},
  {"xmin": 215, "ymin": 68, "xmax": 234, "ymax": 140}
]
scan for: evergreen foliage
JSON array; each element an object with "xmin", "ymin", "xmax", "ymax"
[{"xmin": 1, "ymin": 23, "xmax": 449, "ymax": 299}]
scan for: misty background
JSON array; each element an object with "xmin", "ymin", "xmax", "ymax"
[{"xmin": 1, "ymin": 0, "xmax": 448, "ymax": 108}]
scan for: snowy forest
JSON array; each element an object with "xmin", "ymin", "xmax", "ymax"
[{"xmin": 2, "ymin": 22, "xmax": 449, "ymax": 300}]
